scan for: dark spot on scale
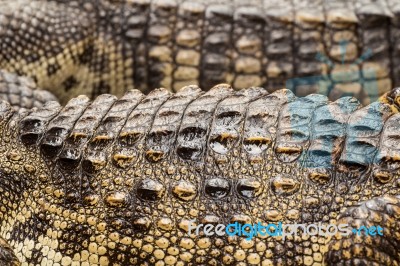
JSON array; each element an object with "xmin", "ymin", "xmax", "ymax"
[
  {"xmin": 62, "ymin": 76, "xmax": 79, "ymax": 92},
  {"xmin": 31, "ymin": 75, "xmax": 38, "ymax": 83},
  {"xmin": 78, "ymin": 45, "xmax": 94, "ymax": 65},
  {"xmin": 47, "ymin": 62, "xmax": 61, "ymax": 76},
  {"xmin": 15, "ymin": 69, "xmax": 24, "ymax": 77}
]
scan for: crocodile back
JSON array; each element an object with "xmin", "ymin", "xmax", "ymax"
[{"xmin": 0, "ymin": 85, "xmax": 398, "ymax": 264}]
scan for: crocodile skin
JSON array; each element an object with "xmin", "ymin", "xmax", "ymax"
[
  {"xmin": 0, "ymin": 84, "xmax": 398, "ymax": 265},
  {"xmin": 0, "ymin": 0, "xmax": 399, "ymax": 105}
]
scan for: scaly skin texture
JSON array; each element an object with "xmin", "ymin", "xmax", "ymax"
[
  {"xmin": 0, "ymin": 84, "xmax": 398, "ymax": 265},
  {"xmin": 1, "ymin": 0, "xmax": 400, "ymax": 105},
  {"xmin": 0, "ymin": 70, "xmax": 57, "ymax": 111}
]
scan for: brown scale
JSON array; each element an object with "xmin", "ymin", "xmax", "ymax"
[
  {"xmin": 200, "ymin": 4, "xmax": 234, "ymax": 89},
  {"xmin": 199, "ymin": 87, "xmax": 266, "ymax": 228},
  {"xmin": 323, "ymin": 0, "xmax": 362, "ymax": 102},
  {"xmin": 264, "ymin": 0, "xmax": 295, "ymax": 91},
  {"xmin": 112, "ymin": 88, "xmax": 171, "ymax": 170},
  {"xmin": 239, "ymin": 89, "xmax": 298, "ymax": 187},
  {"xmin": 232, "ymin": 6, "xmax": 266, "ymax": 89},
  {"xmin": 92, "ymin": 1, "xmax": 128, "ymax": 98},
  {"xmin": 368, "ymin": 113, "xmax": 400, "ymax": 197},
  {"xmin": 260, "ymin": 93, "xmax": 328, "ymax": 265},
  {"xmin": 79, "ymin": 90, "xmax": 145, "ymax": 214},
  {"xmin": 176, "ymin": 84, "xmax": 233, "ymax": 162},
  {"xmin": 236, "ymin": 91, "xmax": 297, "ymax": 220},
  {"xmin": 38, "ymin": 95, "xmax": 134, "ymax": 259},
  {"xmin": 123, "ymin": 0, "xmax": 152, "ymax": 92},
  {"xmin": 243, "ymin": 89, "xmax": 296, "ymax": 163},
  {"xmin": 354, "ymin": 0, "xmax": 393, "ymax": 102},
  {"xmin": 19, "ymin": 102, "xmax": 62, "ymax": 146},
  {"xmin": 337, "ymin": 101, "xmax": 396, "ymax": 209},
  {"xmin": 78, "ymin": 89, "xmax": 165, "ymax": 264},
  {"xmin": 272, "ymin": 94, "xmax": 323, "ymax": 196},
  {"xmin": 221, "ymin": 89, "xmax": 300, "ymax": 265},
  {"xmin": 145, "ymin": 85, "xmax": 203, "ymax": 163},
  {"xmin": 0, "ymin": 105, "xmax": 42, "ymax": 265},
  {"xmin": 293, "ymin": 0, "xmax": 327, "ymax": 95},
  {"xmin": 40, "ymin": 96, "xmax": 91, "ymax": 159},
  {"xmin": 172, "ymin": 1, "xmax": 205, "ymax": 91},
  {"xmin": 322, "ymin": 0, "xmax": 358, "ymax": 60},
  {"xmin": 83, "ymin": 90, "xmax": 145, "ymax": 175},
  {"xmin": 207, "ymin": 87, "xmax": 267, "ymax": 169},
  {"xmin": 301, "ymin": 96, "xmax": 361, "ymax": 224},
  {"xmin": 0, "ymin": 114, "xmax": 35, "ymax": 265},
  {"xmin": 375, "ymin": 113, "xmax": 400, "ymax": 173},
  {"xmin": 57, "ymin": 94, "xmax": 118, "ymax": 170},
  {"xmin": 32, "ymin": 96, "xmax": 90, "ymax": 209},
  {"xmin": 168, "ymin": 84, "xmax": 234, "ymax": 265},
  {"xmin": 118, "ymin": 86, "xmax": 206, "ymax": 264},
  {"xmin": 93, "ymin": 88, "xmax": 172, "ymax": 263},
  {"xmin": 53, "ymin": 94, "xmax": 117, "ymax": 207},
  {"xmin": 147, "ymin": 0, "xmax": 178, "ymax": 90},
  {"xmin": 120, "ymin": 85, "xmax": 238, "ymax": 263}
]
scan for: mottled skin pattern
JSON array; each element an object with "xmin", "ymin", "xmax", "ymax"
[
  {"xmin": 1, "ymin": 0, "xmax": 400, "ymax": 105},
  {"xmin": 0, "ymin": 84, "xmax": 398, "ymax": 265}
]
